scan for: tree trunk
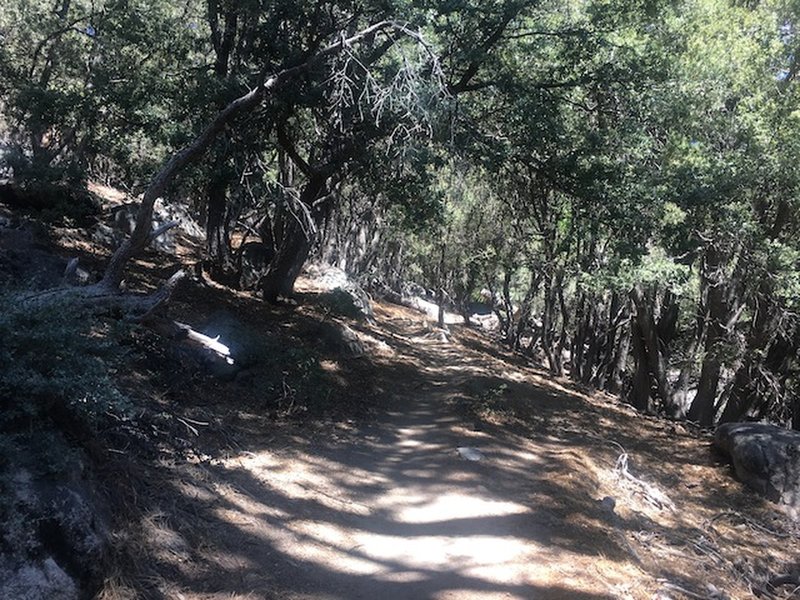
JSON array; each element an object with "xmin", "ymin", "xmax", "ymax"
[
  {"xmin": 688, "ymin": 309, "xmax": 726, "ymax": 425},
  {"xmin": 582, "ymin": 302, "xmax": 600, "ymax": 385},
  {"xmin": 688, "ymin": 246, "xmax": 737, "ymax": 426},
  {"xmin": 501, "ymin": 270, "xmax": 515, "ymax": 344},
  {"xmin": 206, "ymin": 172, "xmax": 232, "ymax": 263},
  {"xmin": 594, "ymin": 292, "xmax": 621, "ymax": 390},
  {"xmin": 260, "ymin": 219, "xmax": 312, "ymax": 301},
  {"xmin": 512, "ymin": 269, "xmax": 540, "ymax": 350},
  {"xmin": 260, "ymin": 176, "xmax": 327, "ymax": 302},
  {"xmin": 554, "ymin": 277, "xmax": 569, "ymax": 377},
  {"xmin": 437, "ymin": 240, "xmax": 447, "ymax": 329},
  {"xmin": 608, "ymin": 314, "xmax": 630, "ymax": 394},
  {"xmin": 629, "ymin": 317, "xmax": 654, "ymax": 413},
  {"xmin": 572, "ymin": 292, "xmax": 588, "ymax": 381},
  {"xmin": 541, "ymin": 271, "xmax": 560, "ymax": 375},
  {"xmin": 628, "ymin": 285, "xmax": 674, "ymax": 413}
]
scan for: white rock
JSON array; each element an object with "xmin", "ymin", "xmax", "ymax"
[{"xmin": 457, "ymin": 447, "xmax": 485, "ymax": 462}]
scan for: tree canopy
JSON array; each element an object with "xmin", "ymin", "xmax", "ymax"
[{"xmin": 2, "ymin": 0, "xmax": 799, "ymax": 428}]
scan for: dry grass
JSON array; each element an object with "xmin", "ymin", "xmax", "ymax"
[{"xmin": 445, "ymin": 323, "xmax": 800, "ymax": 600}]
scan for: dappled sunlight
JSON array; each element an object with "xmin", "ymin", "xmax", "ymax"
[
  {"xmin": 189, "ymin": 441, "xmax": 623, "ymax": 599},
  {"xmin": 106, "ymin": 298, "xmax": 798, "ymax": 600},
  {"xmin": 396, "ymin": 493, "xmax": 526, "ymax": 526}
]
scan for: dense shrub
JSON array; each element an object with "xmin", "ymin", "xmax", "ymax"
[
  {"xmin": 0, "ymin": 293, "xmax": 129, "ymax": 433},
  {"xmin": 0, "ymin": 181, "xmax": 100, "ymax": 226}
]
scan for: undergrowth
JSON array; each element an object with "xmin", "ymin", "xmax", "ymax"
[
  {"xmin": 0, "ymin": 290, "xmax": 133, "ymax": 585},
  {"xmin": 0, "ymin": 291, "xmax": 131, "ymax": 479}
]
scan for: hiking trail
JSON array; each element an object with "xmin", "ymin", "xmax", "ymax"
[{"xmin": 115, "ymin": 299, "xmax": 794, "ymax": 600}]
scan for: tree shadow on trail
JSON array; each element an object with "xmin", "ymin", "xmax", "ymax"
[
  {"xmin": 104, "ymin": 299, "xmax": 792, "ymax": 600},
  {"xmin": 113, "ymin": 424, "xmax": 624, "ymax": 600}
]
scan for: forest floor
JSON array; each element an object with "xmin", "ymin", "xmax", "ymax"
[
  {"xmin": 90, "ymin": 265, "xmax": 800, "ymax": 600},
  {"xmin": 4, "ymin": 189, "xmax": 793, "ymax": 599}
]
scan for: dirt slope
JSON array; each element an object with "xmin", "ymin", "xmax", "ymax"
[{"xmin": 100, "ymin": 294, "xmax": 799, "ymax": 600}]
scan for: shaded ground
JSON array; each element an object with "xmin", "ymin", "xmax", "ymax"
[
  {"xmin": 3, "ymin": 185, "xmax": 793, "ymax": 599},
  {"xmin": 96, "ymin": 287, "xmax": 799, "ymax": 600}
]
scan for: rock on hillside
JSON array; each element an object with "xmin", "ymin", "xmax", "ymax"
[{"xmin": 715, "ymin": 422, "xmax": 800, "ymax": 510}]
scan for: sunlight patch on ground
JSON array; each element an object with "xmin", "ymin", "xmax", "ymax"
[
  {"xmin": 208, "ymin": 448, "xmax": 613, "ymax": 600},
  {"xmin": 226, "ymin": 452, "xmax": 382, "ymax": 516},
  {"xmin": 501, "ymin": 369, "xmax": 528, "ymax": 382},
  {"xmin": 395, "ymin": 492, "xmax": 527, "ymax": 523}
]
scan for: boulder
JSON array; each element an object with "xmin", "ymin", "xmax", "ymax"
[
  {"xmin": 322, "ymin": 285, "xmax": 375, "ymax": 323},
  {"xmin": 200, "ymin": 311, "xmax": 264, "ymax": 377},
  {"xmin": 306, "ymin": 263, "xmax": 374, "ymax": 323},
  {"xmin": 714, "ymin": 422, "xmax": 800, "ymax": 508},
  {"xmin": 306, "ymin": 263, "xmax": 350, "ymax": 290},
  {"xmin": 318, "ymin": 321, "xmax": 365, "ymax": 358},
  {"xmin": 93, "ymin": 199, "xmax": 202, "ymax": 255},
  {"xmin": 1, "ymin": 455, "xmax": 109, "ymax": 600}
]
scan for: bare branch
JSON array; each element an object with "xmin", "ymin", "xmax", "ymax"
[
  {"xmin": 147, "ymin": 220, "xmax": 179, "ymax": 244},
  {"xmin": 101, "ymin": 20, "xmax": 412, "ymax": 291},
  {"xmin": 61, "ymin": 257, "xmax": 80, "ymax": 286}
]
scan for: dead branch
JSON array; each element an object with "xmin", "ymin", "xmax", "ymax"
[
  {"xmin": 147, "ymin": 220, "xmax": 179, "ymax": 244},
  {"xmin": 613, "ymin": 450, "xmax": 676, "ymax": 511},
  {"xmin": 22, "ymin": 269, "xmax": 185, "ymax": 321},
  {"xmin": 708, "ymin": 511, "xmax": 792, "ymax": 539},
  {"xmin": 172, "ymin": 320, "xmax": 233, "ymax": 362},
  {"xmin": 128, "ymin": 270, "xmax": 186, "ymax": 321},
  {"xmin": 176, "ymin": 417, "xmax": 199, "ymax": 437},
  {"xmin": 657, "ymin": 580, "xmax": 715, "ymax": 600},
  {"xmin": 61, "ymin": 257, "xmax": 80, "ymax": 286}
]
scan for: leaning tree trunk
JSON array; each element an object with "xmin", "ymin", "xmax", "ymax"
[
  {"xmin": 24, "ymin": 21, "xmax": 407, "ymax": 318},
  {"xmin": 260, "ymin": 218, "xmax": 314, "ymax": 301},
  {"xmin": 260, "ymin": 175, "xmax": 329, "ymax": 302}
]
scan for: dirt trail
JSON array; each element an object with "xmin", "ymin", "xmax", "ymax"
[{"xmin": 118, "ymin": 300, "xmax": 796, "ymax": 600}]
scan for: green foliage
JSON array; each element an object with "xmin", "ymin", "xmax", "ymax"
[
  {"xmin": 467, "ymin": 381, "xmax": 511, "ymax": 421},
  {"xmin": 0, "ymin": 293, "xmax": 130, "ymax": 559},
  {"xmin": 263, "ymin": 344, "xmax": 328, "ymax": 416},
  {"xmin": 0, "ymin": 294, "xmax": 130, "ymax": 430},
  {"xmin": 0, "ymin": 0, "xmax": 204, "ymax": 185}
]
